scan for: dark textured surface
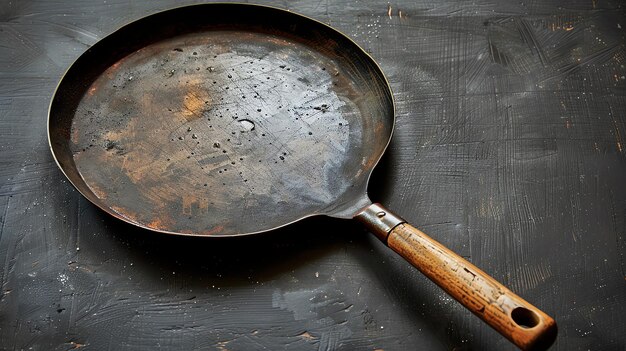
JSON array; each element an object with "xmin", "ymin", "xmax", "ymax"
[{"xmin": 0, "ymin": 1, "xmax": 625, "ymax": 350}]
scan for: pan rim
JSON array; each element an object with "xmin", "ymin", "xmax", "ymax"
[{"xmin": 47, "ymin": 2, "xmax": 397, "ymax": 237}]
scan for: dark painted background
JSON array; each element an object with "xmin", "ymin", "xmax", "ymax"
[{"xmin": 1, "ymin": 0, "xmax": 624, "ymax": 350}]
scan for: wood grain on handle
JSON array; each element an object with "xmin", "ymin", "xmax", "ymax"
[{"xmin": 388, "ymin": 223, "xmax": 557, "ymax": 351}]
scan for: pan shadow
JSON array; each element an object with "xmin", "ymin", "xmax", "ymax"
[
  {"xmin": 85, "ymin": 203, "xmax": 362, "ymax": 288},
  {"xmin": 367, "ymin": 138, "xmax": 398, "ymax": 204}
]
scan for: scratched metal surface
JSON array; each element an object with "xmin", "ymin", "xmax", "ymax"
[
  {"xmin": 0, "ymin": 0, "xmax": 624, "ymax": 350},
  {"xmin": 49, "ymin": 5, "xmax": 394, "ymax": 236}
]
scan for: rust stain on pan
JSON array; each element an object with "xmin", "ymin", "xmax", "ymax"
[
  {"xmin": 145, "ymin": 214, "xmax": 177, "ymax": 231},
  {"xmin": 202, "ymin": 225, "xmax": 225, "ymax": 236},
  {"xmin": 181, "ymin": 88, "xmax": 211, "ymax": 122}
]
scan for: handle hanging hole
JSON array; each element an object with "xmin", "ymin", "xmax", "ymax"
[{"xmin": 511, "ymin": 307, "xmax": 540, "ymax": 329}]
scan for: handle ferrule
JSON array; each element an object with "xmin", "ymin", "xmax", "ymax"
[{"xmin": 356, "ymin": 203, "xmax": 405, "ymax": 242}]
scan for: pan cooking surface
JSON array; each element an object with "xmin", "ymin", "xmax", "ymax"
[{"xmin": 50, "ymin": 6, "xmax": 393, "ymax": 235}]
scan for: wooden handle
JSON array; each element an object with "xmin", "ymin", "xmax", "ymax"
[{"xmin": 387, "ymin": 223, "xmax": 557, "ymax": 350}]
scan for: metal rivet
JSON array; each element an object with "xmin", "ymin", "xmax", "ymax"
[{"xmin": 376, "ymin": 211, "xmax": 386, "ymax": 218}]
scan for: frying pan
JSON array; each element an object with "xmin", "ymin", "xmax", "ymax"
[{"xmin": 48, "ymin": 4, "xmax": 556, "ymax": 350}]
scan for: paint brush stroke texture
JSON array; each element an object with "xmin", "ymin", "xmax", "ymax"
[{"xmin": 0, "ymin": 0, "xmax": 625, "ymax": 350}]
